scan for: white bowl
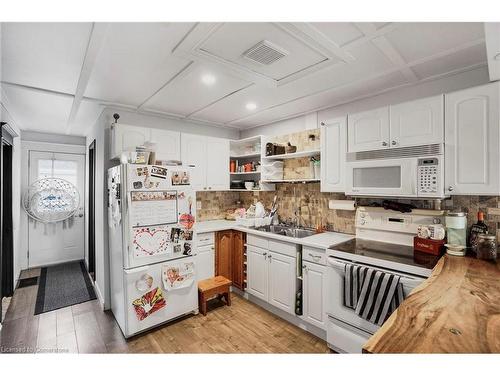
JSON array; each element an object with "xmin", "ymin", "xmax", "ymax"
[{"xmin": 245, "ymin": 182, "xmax": 254, "ymax": 190}]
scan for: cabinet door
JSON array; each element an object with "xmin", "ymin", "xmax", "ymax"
[
  {"xmin": 112, "ymin": 124, "xmax": 150, "ymax": 159},
  {"xmin": 215, "ymin": 230, "xmax": 233, "ymax": 280},
  {"xmin": 348, "ymin": 106, "xmax": 390, "ymax": 152},
  {"xmin": 390, "ymin": 95, "xmax": 444, "ymax": 148},
  {"xmin": 206, "ymin": 137, "xmax": 230, "ymax": 191},
  {"xmin": 150, "ymin": 129, "xmax": 181, "ymax": 162},
  {"xmin": 181, "ymin": 133, "xmax": 207, "ymax": 191},
  {"xmin": 445, "ymin": 83, "xmax": 500, "ymax": 195},
  {"xmin": 302, "ymin": 261, "xmax": 326, "ymax": 330},
  {"xmin": 197, "ymin": 245, "xmax": 215, "ymax": 281},
  {"xmin": 231, "ymin": 231, "xmax": 245, "ymax": 290},
  {"xmin": 268, "ymin": 251, "xmax": 296, "ymax": 315},
  {"xmin": 320, "ymin": 116, "xmax": 347, "ymax": 192},
  {"xmin": 246, "ymin": 245, "xmax": 268, "ymax": 301}
]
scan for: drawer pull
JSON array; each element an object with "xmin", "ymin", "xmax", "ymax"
[{"xmin": 308, "ymin": 253, "xmax": 322, "ymax": 260}]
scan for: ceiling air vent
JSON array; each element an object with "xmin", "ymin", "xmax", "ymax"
[{"xmin": 242, "ymin": 40, "xmax": 289, "ymax": 65}]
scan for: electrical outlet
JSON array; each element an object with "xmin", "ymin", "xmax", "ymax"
[{"xmin": 196, "ymin": 201, "xmax": 202, "ymax": 210}]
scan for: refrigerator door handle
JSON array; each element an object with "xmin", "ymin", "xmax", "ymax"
[{"xmin": 124, "ymin": 266, "xmax": 150, "ymax": 274}]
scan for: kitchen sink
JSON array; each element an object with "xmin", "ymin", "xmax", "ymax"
[{"xmin": 252, "ymin": 225, "xmax": 316, "ymax": 238}]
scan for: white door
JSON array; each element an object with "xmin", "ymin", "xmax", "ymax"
[
  {"xmin": 320, "ymin": 116, "xmax": 347, "ymax": 192},
  {"xmin": 205, "ymin": 137, "xmax": 229, "ymax": 191},
  {"xmin": 112, "ymin": 124, "xmax": 150, "ymax": 159},
  {"xmin": 196, "ymin": 244, "xmax": 215, "ymax": 281},
  {"xmin": 150, "ymin": 129, "xmax": 181, "ymax": 162},
  {"xmin": 302, "ymin": 261, "xmax": 326, "ymax": 329},
  {"xmin": 181, "ymin": 133, "xmax": 206, "ymax": 191},
  {"xmin": 348, "ymin": 106, "xmax": 390, "ymax": 152},
  {"xmin": 445, "ymin": 82, "xmax": 500, "ymax": 195},
  {"xmin": 268, "ymin": 251, "xmax": 296, "ymax": 314},
  {"xmin": 246, "ymin": 245, "xmax": 268, "ymax": 301},
  {"xmin": 390, "ymin": 95, "xmax": 444, "ymax": 148},
  {"xmin": 28, "ymin": 151, "xmax": 85, "ymax": 267}
]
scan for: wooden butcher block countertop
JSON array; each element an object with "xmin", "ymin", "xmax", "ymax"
[{"xmin": 363, "ymin": 255, "xmax": 500, "ymax": 353}]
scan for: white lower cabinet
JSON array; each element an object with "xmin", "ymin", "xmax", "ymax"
[
  {"xmin": 268, "ymin": 251, "xmax": 297, "ymax": 315},
  {"xmin": 197, "ymin": 244, "xmax": 215, "ymax": 281},
  {"xmin": 246, "ymin": 242, "xmax": 297, "ymax": 315},
  {"xmin": 302, "ymin": 261, "xmax": 326, "ymax": 329},
  {"xmin": 247, "ymin": 245, "xmax": 269, "ymax": 301}
]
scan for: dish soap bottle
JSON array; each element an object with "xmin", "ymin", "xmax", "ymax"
[{"xmin": 469, "ymin": 211, "xmax": 488, "ymax": 253}]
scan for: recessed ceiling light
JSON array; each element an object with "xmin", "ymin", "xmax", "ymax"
[
  {"xmin": 201, "ymin": 74, "xmax": 216, "ymax": 85},
  {"xmin": 246, "ymin": 102, "xmax": 257, "ymax": 111}
]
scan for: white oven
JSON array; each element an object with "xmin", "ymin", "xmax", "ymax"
[
  {"xmin": 346, "ymin": 144, "xmax": 446, "ymax": 198},
  {"xmin": 326, "ymin": 257, "xmax": 426, "ymax": 353}
]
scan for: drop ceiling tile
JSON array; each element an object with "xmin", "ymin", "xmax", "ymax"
[
  {"xmin": 142, "ymin": 64, "xmax": 251, "ymax": 116},
  {"xmin": 235, "ymin": 71, "xmax": 407, "ymax": 127},
  {"xmin": 1, "ymin": 23, "xmax": 92, "ymax": 93},
  {"xmin": 411, "ymin": 43, "xmax": 487, "ymax": 80},
  {"xmin": 198, "ymin": 23, "xmax": 332, "ymax": 81},
  {"xmin": 308, "ymin": 22, "xmax": 364, "ymax": 47},
  {"xmin": 3, "ymin": 85, "xmax": 73, "ymax": 133},
  {"xmin": 84, "ymin": 22, "xmax": 194, "ymax": 106},
  {"xmin": 385, "ymin": 22, "xmax": 484, "ymax": 63}
]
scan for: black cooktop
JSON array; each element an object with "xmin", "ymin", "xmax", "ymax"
[{"xmin": 329, "ymin": 238, "xmax": 440, "ymax": 270}]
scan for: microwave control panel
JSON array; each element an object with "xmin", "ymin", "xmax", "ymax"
[{"xmin": 417, "ymin": 158, "xmax": 439, "ymax": 194}]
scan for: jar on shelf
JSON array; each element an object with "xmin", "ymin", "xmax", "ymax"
[{"xmin": 476, "ymin": 234, "xmax": 497, "ymax": 261}]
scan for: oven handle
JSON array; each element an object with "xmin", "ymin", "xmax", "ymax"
[{"xmin": 327, "ymin": 257, "xmax": 425, "ymax": 284}]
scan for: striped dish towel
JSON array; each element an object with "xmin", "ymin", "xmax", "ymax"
[{"xmin": 344, "ymin": 264, "xmax": 405, "ymax": 326}]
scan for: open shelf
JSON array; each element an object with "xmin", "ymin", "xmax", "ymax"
[
  {"xmin": 230, "ymin": 152, "xmax": 261, "ymax": 159},
  {"xmin": 230, "ymin": 171, "xmax": 260, "ymax": 175},
  {"xmin": 262, "ymin": 149, "xmax": 320, "ymax": 160}
]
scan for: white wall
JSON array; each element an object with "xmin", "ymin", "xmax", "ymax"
[
  {"xmin": 85, "ymin": 108, "xmax": 239, "ymax": 309},
  {"xmin": 241, "ymin": 66, "xmax": 491, "ymax": 138}
]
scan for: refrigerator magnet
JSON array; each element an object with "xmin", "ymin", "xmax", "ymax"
[{"xmin": 135, "ymin": 274, "xmax": 154, "ymax": 292}]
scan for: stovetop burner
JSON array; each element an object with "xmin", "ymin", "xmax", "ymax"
[{"xmin": 329, "ymin": 238, "xmax": 440, "ymax": 271}]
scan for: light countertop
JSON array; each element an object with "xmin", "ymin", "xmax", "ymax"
[{"xmin": 196, "ymin": 219, "xmax": 354, "ymax": 250}]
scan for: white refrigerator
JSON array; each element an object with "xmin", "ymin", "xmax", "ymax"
[{"xmin": 108, "ymin": 164, "xmax": 198, "ymax": 338}]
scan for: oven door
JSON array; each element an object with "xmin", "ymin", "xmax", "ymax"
[
  {"xmin": 326, "ymin": 257, "xmax": 425, "ymax": 336},
  {"xmin": 346, "ymin": 157, "xmax": 417, "ymax": 197}
]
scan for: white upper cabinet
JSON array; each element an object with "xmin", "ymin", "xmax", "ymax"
[
  {"xmin": 111, "ymin": 123, "xmax": 181, "ymax": 162},
  {"xmin": 205, "ymin": 137, "xmax": 230, "ymax": 191},
  {"xmin": 390, "ymin": 95, "xmax": 444, "ymax": 148},
  {"xmin": 181, "ymin": 133, "xmax": 207, "ymax": 191},
  {"xmin": 181, "ymin": 133, "xmax": 229, "ymax": 191},
  {"xmin": 445, "ymin": 82, "xmax": 500, "ymax": 195},
  {"xmin": 320, "ymin": 116, "xmax": 346, "ymax": 192},
  {"xmin": 348, "ymin": 106, "xmax": 390, "ymax": 152},
  {"xmin": 111, "ymin": 124, "xmax": 150, "ymax": 159},
  {"xmin": 150, "ymin": 128, "xmax": 181, "ymax": 162}
]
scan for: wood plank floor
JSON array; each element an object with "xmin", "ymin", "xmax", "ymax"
[{"xmin": 0, "ymin": 268, "xmax": 330, "ymax": 354}]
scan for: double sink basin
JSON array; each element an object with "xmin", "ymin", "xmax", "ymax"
[{"xmin": 251, "ymin": 224, "xmax": 316, "ymax": 239}]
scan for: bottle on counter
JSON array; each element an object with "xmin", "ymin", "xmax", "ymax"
[{"xmin": 469, "ymin": 211, "xmax": 489, "ymax": 253}]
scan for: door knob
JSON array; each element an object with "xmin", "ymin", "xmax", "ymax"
[
  {"xmin": 382, "ymin": 141, "xmax": 388, "ymax": 146},
  {"xmin": 391, "ymin": 140, "xmax": 397, "ymax": 146}
]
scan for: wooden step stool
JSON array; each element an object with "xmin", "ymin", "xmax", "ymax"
[{"xmin": 198, "ymin": 276, "xmax": 232, "ymax": 316}]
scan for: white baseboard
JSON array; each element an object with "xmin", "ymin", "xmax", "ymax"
[{"xmin": 94, "ymin": 281, "xmax": 106, "ymax": 310}]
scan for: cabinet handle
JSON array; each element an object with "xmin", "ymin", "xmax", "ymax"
[
  {"xmin": 262, "ymin": 252, "xmax": 267, "ymax": 258},
  {"xmin": 382, "ymin": 141, "xmax": 388, "ymax": 146},
  {"xmin": 204, "ymin": 187, "xmax": 207, "ymax": 190},
  {"xmin": 208, "ymin": 187, "xmax": 212, "ymax": 190},
  {"xmin": 448, "ymin": 186, "xmax": 454, "ymax": 192},
  {"xmin": 391, "ymin": 140, "xmax": 397, "ymax": 146},
  {"xmin": 308, "ymin": 253, "xmax": 321, "ymax": 261},
  {"xmin": 268, "ymin": 254, "xmax": 272, "ymax": 259},
  {"xmin": 302, "ymin": 265, "xmax": 307, "ymax": 269},
  {"xmin": 320, "ymin": 122, "xmax": 325, "ymax": 126}
]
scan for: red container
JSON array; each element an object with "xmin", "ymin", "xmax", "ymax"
[{"xmin": 414, "ymin": 236, "xmax": 446, "ymax": 256}]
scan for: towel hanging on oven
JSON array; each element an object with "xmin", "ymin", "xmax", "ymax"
[{"xmin": 344, "ymin": 264, "xmax": 404, "ymax": 326}]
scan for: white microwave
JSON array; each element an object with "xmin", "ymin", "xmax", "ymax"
[{"xmin": 346, "ymin": 145, "xmax": 446, "ymax": 198}]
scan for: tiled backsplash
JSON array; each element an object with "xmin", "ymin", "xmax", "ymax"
[{"xmin": 198, "ymin": 186, "xmax": 500, "ymax": 242}]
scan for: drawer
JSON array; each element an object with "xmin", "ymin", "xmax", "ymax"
[
  {"xmin": 197, "ymin": 232, "xmax": 215, "ymax": 246},
  {"xmin": 268, "ymin": 238, "xmax": 297, "ymax": 258},
  {"xmin": 247, "ymin": 234, "xmax": 269, "ymax": 249},
  {"xmin": 302, "ymin": 246, "xmax": 327, "ymax": 265}
]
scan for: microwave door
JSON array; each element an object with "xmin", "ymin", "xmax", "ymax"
[{"xmin": 347, "ymin": 159, "xmax": 416, "ymax": 197}]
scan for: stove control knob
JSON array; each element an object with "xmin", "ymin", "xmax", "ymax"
[{"xmin": 360, "ymin": 213, "xmax": 366, "ymax": 218}]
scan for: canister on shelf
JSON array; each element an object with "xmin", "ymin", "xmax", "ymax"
[{"xmin": 445, "ymin": 212, "xmax": 467, "ymax": 247}]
